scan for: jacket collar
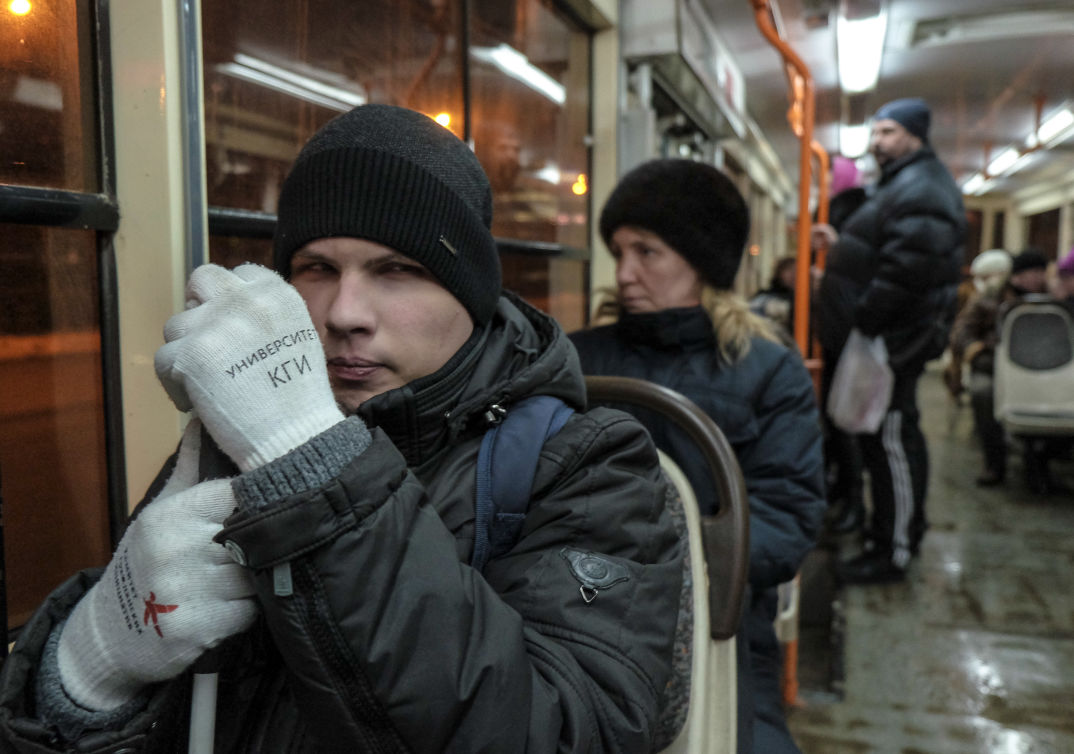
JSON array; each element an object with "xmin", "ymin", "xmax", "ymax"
[
  {"xmin": 357, "ymin": 292, "xmax": 584, "ymax": 467},
  {"xmin": 879, "ymin": 144, "xmax": 934, "ymax": 184},
  {"xmin": 614, "ymin": 306, "xmax": 714, "ymax": 349}
]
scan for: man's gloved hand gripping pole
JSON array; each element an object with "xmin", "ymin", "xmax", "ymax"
[
  {"xmin": 154, "ymin": 263, "xmax": 346, "ymax": 471},
  {"xmin": 54, "ymin": 421, "xmax": 258, "ymax": 714},
  {"xmin": 53, "ymin": 263, "xmax": 347, "ymax": 724}
]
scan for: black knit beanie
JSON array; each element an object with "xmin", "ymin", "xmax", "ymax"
[
  {"xmin": 599, "ymin": 159, "xmax": 749, "ymax": 289},
  {"xmin": 873, "ymin": 98, "xmax": 931, "ymax": 142},
  {"xmin": 274, "ymin": 104, "xmax": 501, "ymax": 324}
]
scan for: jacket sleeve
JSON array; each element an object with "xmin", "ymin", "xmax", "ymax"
[
  {"xmin": 736, "ymin": 350, "xmax": 826, "ymax": 591},
  {"xmin": 218, "ymin": 409, "xmax": 682, "ymax": 753},
  {"xmin": 854, "ymin": 178, "xmax": 964, "ymax": 337},
  {"xmin": 0, "ymin": 449, "xmax": 201, "ymax": 754},
  {"xmin": 0, "ymin": 569, "xmax": 198, "ymax": 754}
]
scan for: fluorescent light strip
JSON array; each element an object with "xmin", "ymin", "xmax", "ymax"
[
  {"xmin": 987, "ymin": 147, "xmax": 1020, "ymax": 176},
  {"xmin": 839, "ymin": 123, "xmax": 870, "ymax": 157},
  {"xmin": 535, "ymin": 165, "xmax": 561, "ymax": 184},
  {"xmin": 961, "ymin": 173, "xmax": 985, "ymax": 194},
  {"xmin": 1038, "ymin": 107, "xmax": 1074, "ymax": 144},
  {"xmin": 217, "ymin": 63, "xmax": 349, "ymax": 110},
  {"xmin": 471, "ymin": 44, "xmax": 565, "ymax": 105},
  {"xmin": 234, "ymin": 54, "xmax": 365, "ymax": 107},
  {"xmin": 836, "ymin": 9, "xmax": 888, "ymax": 94}
]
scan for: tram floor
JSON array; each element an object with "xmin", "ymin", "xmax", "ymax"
[{"xmin": 786, "ymin": 364, "xmax": 1074, "ymax": 754}]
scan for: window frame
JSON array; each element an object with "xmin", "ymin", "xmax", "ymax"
[{"xmin": 0, "ymin": 0, "xmax": 128, "ymax": 549}]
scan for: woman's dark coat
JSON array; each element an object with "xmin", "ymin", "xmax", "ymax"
[{"xmin": 569, "ymin": 308, "xmax": 825, "ymax": 747}]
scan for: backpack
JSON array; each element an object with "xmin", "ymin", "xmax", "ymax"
[
  {"xmin": 470, "ymin": 395, "xmax": 574, "ymax": 573},
  {"xmin": 469, "ymin": 395, "xmax": 692, "ymax": 751}
]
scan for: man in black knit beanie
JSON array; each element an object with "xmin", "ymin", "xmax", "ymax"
[{"xmin": 1, "ymin": 104, "xmax": 684, "ymax": 752}]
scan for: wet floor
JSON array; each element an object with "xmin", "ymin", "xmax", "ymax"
[{"xmin": 787, "ymin": 365, "xmax": 1074, "ymax": 754}]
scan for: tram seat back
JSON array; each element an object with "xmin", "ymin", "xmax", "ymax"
[
  {"xmin": 994, "ymin": 301, "xmax": 1074, "ymax": 437},
  {"xmin": 655, "ymin": 450, "xmax": 738, "ymax": 754},
  {"xmin": 583, "ymin": 376, "xmax": 750, "ymax": 754}
]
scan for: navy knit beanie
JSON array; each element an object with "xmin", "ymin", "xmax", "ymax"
[
  {"xmin": 873, "ymin": 98, "xmax": 931, "ymax": 142},
  {"xmin": 599, "ymin": 159, "xmax": 750, "ymax": 289},
  {"xmin": 274, "ymin": 104, "xmax": 501, "ymax": 324}
]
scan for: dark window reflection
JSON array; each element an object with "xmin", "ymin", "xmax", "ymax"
[
  {"xmin": 501, "ymin": 253, "xmax": 587, "ymax": 332},
  {"xmin": 202, "ymin": 0, "xmax": 591, "ymax": 320},
  {"xmin": 1026, "ymin": 208, "xmax": 1060, "ymax": 261},
  {"xmin": 209, "ymin": 235, "xmax": 273, "ymax": 269},
  {"xmin": 0, "ymin": 0, "xmax": 98, "ymax": 191},
  {"xmin": 471, "ymin": 0, "xmax": 590, "ymax": 249},
  {"xmin": 201, "ymin": 0, "xmax": 465, "ymax": 214},
  {"xmin": 0, "ymin": 226, "xmax": 110, "ymax": 627}
]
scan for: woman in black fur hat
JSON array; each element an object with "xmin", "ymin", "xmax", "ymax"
[{"xmin": 569, "ymin": 158, "xmax": 826, "ymax": 754}]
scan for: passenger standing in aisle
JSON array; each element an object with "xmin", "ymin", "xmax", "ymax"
[
  {"xmin": 814, "ymin": 98, "xmax": 966, "ymax": 584},
  {"xmin": 812, "ymin": 158, "xmax": 869, "ymax": 541},
  {"xmin": 569, "ymin": 159, "xmax": 826, "ymax": 754},
  {"xmin": 0, "ymin": 105, "xmax": 684, "ymax": 752}
]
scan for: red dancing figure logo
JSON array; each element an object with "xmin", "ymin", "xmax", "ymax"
[{"xmin": 143, "ymin": 592, "xmax": 178, "ymax": 637}]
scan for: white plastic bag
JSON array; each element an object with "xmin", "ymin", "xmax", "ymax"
[{"xmin": 827, "ymin": 329, "xmax": 894, "ymax": 434}]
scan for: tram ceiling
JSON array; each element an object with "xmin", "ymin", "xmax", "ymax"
[{"xmin": 706, "ymin": 0, "xmax": 1074, "ymax": 202}]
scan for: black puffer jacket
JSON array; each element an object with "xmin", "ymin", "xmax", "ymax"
[
  {"xmin": 818, "ymin": 146, "xmax": 966, "ymax": 369},
  {"xmin": 0, "ymin": 294, "xmax": 682, "ymax": 753}
]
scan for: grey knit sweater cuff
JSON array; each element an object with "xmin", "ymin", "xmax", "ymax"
[
  {"xmin": 231, "ymin": 416, "xmax": 372, "ymax": 508},
  {"xmin": 34, "ymin": 619, "xmax": 148, "ymax": 742}
]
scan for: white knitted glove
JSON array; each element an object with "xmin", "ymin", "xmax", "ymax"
[
  {"xmin": 154, "ymin": 263, "xmax": 344, "ymax": 471},
  {"xmin": 56, "ymin": 422, "xmax": 256, "ymax": 711}
]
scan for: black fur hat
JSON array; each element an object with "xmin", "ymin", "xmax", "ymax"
[
  {"xmin": 598, "ymin": 159, "xmax": 749, "ymax": 289},
  {"xmin": 274, "ymin": 104, "xmax": 501, "ymax": 324}
]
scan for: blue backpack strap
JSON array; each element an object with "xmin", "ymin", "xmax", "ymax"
[{"xmin": 471, "ymin": 396, "xmax": 574, "ymax": 573}]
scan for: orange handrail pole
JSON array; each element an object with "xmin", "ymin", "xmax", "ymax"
[
  {"xmin": 812, "ymin": 141, "xmax": 830, "ymax": 226},
  {"xmin": 809, "ymin": 141, "xmax": 830, "ymax": 362},
  {"xmin": 750, "ymin": 0, "xmax": 822, "ymax": 357}
]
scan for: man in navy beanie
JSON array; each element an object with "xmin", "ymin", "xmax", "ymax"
[
  {"xmin": 0, "ymin": 104, "xmax": 684, "ymax": 752},
  {"xmin": 814, "ymin": 98, "xmax": 966, "ymax": 583}
]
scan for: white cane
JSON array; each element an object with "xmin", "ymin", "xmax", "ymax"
[
  {"xmin": 188, "ymin": 424, "xmax": 234, "ymax": 754},
  {"xmin": 189, "ymin": 669, "xmax": 218, "ymax": 754}
]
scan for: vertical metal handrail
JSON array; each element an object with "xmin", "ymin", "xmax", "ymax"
[
  {"xmin": 178, "ymin": 0, "xmax": 208, "ymax": 274},
  {"xmin": 749, "ymin": 0, "xmax": 830, "ymax": 361}
]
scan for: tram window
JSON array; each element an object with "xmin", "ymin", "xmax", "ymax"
[
  {"xmin": 209, "ymin": 235, "xmax": 273, "ymax": 270},
  {"xmin": 501, "ymin": 252, "xmax": 588, "ymax": 333},
  {"xmin": 0, "ymin": 0, "xmax": 99, "ymax": 193},
  {"xmin": 471, "ymin": 0, "xmax": 591, "ymax": 250},
  {"xmin": 992, "ymin": 211, "xmax": 1006, "ymax": 249},
  {"xmin": 200, "ymin": 0, "xmax": 466, "ymax": 214},
  {"xmin": 1027, "ymin": 207, "xmax": 1060, "ymax": 259},
  {"xmin": 0, "ymin": 224, "xmax": 111, "ymax": 628},
  {"xmin": 965, "ymin": 209, "xmax": 983, "ymax": 260}
]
